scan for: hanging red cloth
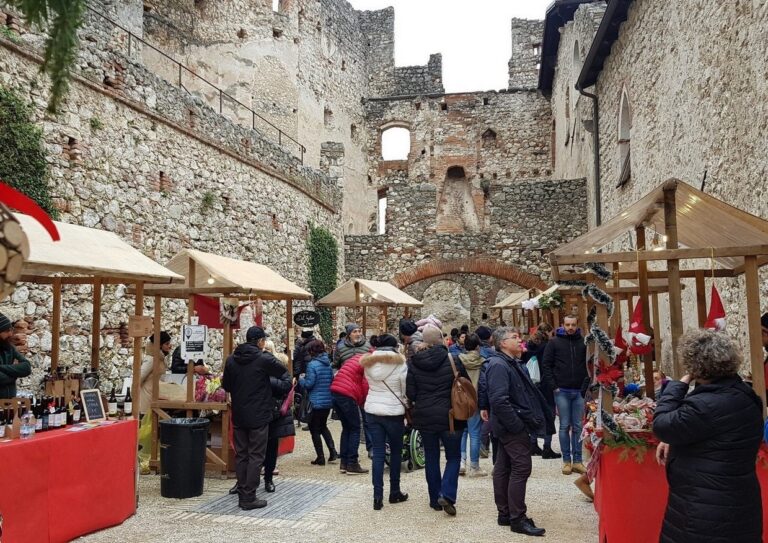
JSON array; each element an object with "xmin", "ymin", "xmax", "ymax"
[
  {"xmin": 192, "ymin": 295, "xmax": 247, "ymax": 330},
  {"xmin": 628, "ymin": 300, "xmax": 653, "ymax": 355},
  {"xmin": 704, "ymin": 284, "xmax": 727, "ymax": 331}
]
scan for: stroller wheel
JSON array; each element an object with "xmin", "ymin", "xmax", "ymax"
[{"xmin": 410, "ymin": 429, "xmax": 426, "ymax": 469}]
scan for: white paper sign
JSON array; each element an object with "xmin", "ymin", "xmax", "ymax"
[{"xmin": 181, "ymin": 324, "xmax": 208, "ymax": 359}]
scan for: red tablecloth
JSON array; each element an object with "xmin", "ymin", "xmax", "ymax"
[
  {"xmin": 0, "ymin": 420, "xmax": 137, "ymax": 543},
  {"xmin": 595, "ymin": 447, "xmax": 768, "ymax": 542}
]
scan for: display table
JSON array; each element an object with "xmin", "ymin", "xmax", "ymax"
[
  {"xmin": 595, "ymin": 447, "xmax": 768, "ymax": 542},
  {"xmin": 0, "ymin": 420, "xmax": 137, "ymax": 543}
]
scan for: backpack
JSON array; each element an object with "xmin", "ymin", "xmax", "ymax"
[
  {"xmin": 526, "ymin": 355, "xmax": 541, "ymax": 384},
  {"xmin": 448, "ymin": 353, "xmax": 478, "ymax": 432}
]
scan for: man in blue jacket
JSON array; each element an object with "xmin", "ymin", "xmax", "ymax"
[{"xmin": 486, "ymin": 327, "xmax": 548, "ymax": 537}]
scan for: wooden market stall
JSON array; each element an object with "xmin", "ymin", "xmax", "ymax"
[
  {"xmin": 139, "ymin": 249, "xmax": 312, "ymax": 476},
  {"xmin": 0, "ymin": 213, "xmax": 183, "ymax": 543},
  {"xmin": 549, "ymin": 178, "xmax": 768, "ymax": 408},
  {"xmin": 492, "ymin": 291, "xmax": 532, "ymax": 329},
  {"xmin": 315, "ymin": 278, "xmax": 423, "ymax": 336}
]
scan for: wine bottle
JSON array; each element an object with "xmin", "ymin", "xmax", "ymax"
[
  {"xmin": 108, "ymin": 386, "xmax": 118, "ymax": 416},
  {"xmin": 124, "ymin": 386, "xmax": 133, "ymax": 417},
  {"xmin": 50, "ymin": 398, "xmax": 60, "ymax": 429},
  {"xmin": 59, "ymin": 397, "xmax": 67, "ymax": 428},
  {"xmin": 72, "ymin": 392, "xmax": 82, "ymax": 423},
  {"xmin": 41, "ymin": 399, "xmax": 49, "ymax": 431},
  {"xmin": 34, "ymin": 398, "xmax": 43, "ymax": 432}
]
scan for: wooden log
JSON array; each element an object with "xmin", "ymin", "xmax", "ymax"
[
  {"xmin": 744, "ymin": 256, "xmax": 766, "ymax": 412},
  {"xmin": 664, "ymin": 187, "xmax": 684, "ymax": 378},
  {"xmin": 51, "ymin": 278, "xmax": 61, "ymax": 372},
  {"xmin": 286, "ymin": 299, "xmax": 293, "ymax": 377},
  {"xmin": 695, "ymin": 271, "xmax": 707, "ymax": 327},
  {"xmin": 132, "ymin": 282, "xmax": 144, "ymax": 420},
  {"xmin": 91, "ymin": 278, "xmax": 102, "ymax": 370},
  {"xmin": 150, "ymin": 295, "xmax": 161, "ymax": 473}
]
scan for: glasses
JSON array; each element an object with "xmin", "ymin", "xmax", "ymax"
[{"xmin": 502, "ymin": 336, "xmax": 519, "ymax": 342}]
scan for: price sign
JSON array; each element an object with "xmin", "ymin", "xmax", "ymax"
[
  {"xmin": 80, "ymin": 389, "xmax": 106, "ymax": 422},
  {"xmin": 181, "ymin": 324, "xmax": 208, "ymax": 359},
  {"xmin": 293, "ymin": 310, "xmax": 320, "ymax": 327}
]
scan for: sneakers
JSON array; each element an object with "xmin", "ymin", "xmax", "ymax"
[
  {"xmin": 345, "ymin": 462, "xmax": 369, "ymax": 474},
  {"xmin": 541, "ymin": 447, "xmax": 562, "ymax": 459},
  {"xmin": 561, "ymin": 462, "xmax": 573, "ymax": 475},
  {"xmin": 467, "ymin": 466, "xmax": 487, "ymax": 477},
  {"xmin": 459, "ymin": 462, "xmax": 467, "ymax": 476},
  {"xmin": 479, "ymin": 445, "xmax": 489, "ymax": 459},
  {"xmin": 574, "ymin": 475, "xmax": 594, "ymax": 501},
  {"xmin": 511, "ymin": 516, "xmax": 545, "ymax": 537},
  {"xmin": 239, "ymin": 497, "xmax": 267, "ymax": 510},
  {"xmin": 437, "ymin": 496, "xmax": 456, "ymax": 516},
  {"xmin": 340, "ymin": 462, "xmax": 347, "ymax": 473},
  {"xmin": 571, "ymin": 462, "xmax": 587, "ymax": 475}
]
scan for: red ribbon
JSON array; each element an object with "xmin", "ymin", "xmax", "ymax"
[{"xmin": 0, "ymin": 181, "xmax": 60, "ymax": 240}]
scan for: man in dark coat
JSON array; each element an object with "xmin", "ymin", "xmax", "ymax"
[
  {"xmin": 653, "ymin": 329, "xmax": 763, "ymax": 543},
  {"xmin": 292, "ymin": 329, "xmax": 314, "ymax": 378},
  {"xmin": 541, "ymin": 314, "xmax": 588, "ymax": 475},
  {"xmin": 486, "ymin": 327, "xmax": 548, "ymax": 537},
  {"xmin": 333, "ymin": 323, "xmax": 371, "ymax": 369},
  {"xmin": 0, "ymin": 313, "xmax": 31, "ymax": 399},
  {"xmin": 222, "ymin": 326, "xmax": 287, "ymax": 509}
]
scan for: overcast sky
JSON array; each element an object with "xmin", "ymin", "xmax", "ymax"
[{"xmin": 348, "ymin": 0, "xmax": 553, "ymax": 93}]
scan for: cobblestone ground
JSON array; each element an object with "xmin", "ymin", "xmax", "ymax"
[{"xmin": 78, "ymin": 419, "xmax": 597, "ymax": 543}]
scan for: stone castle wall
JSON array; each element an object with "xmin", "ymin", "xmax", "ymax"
[
  {"xmin": 0, "ymin": 5, "xmax": 343, "ymax": 389},
  {"xmin": 508, "ymin": 18, "xmax": 544, "ymax": 89}
]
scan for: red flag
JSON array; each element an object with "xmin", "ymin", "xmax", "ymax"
[
  {"xmin": 704, "ymin": 284, "xmax": 726, "ymax": 331},
  {"xmin": 628, "ymin": 299, "xmax": 653, "ymax": 355}
]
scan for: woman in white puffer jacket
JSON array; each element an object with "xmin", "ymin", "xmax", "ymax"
[{"xmin": 360, "ymin": 334, "xmax": 408, "ymax": 511}]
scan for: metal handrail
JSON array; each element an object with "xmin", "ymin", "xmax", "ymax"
[{"xmin": 86, "ymin": 5, "xmax": 306, "ymax": 164}]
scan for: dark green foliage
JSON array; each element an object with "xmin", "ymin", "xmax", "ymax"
[
  {"xmin": 307, "ymin": 224, "xmax": 338, "ymax": 343},
  {"xmin": 0, "ymin": 86, "xmax": 57, "ymax": 218},
  {"xmin": 8, "ymin": 0, "xmax": 86, "ymax": 113}
]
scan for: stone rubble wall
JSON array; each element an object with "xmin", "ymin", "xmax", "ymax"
[
  {"xmin": 392, "ymin": 54, "xmax": 444, "ymax": 97},
  {"xmin": 508, "ymin": 18, "xmax": 544, "ymax": 89},
  {"xmin": 0, "ymin": 9, "xmax": 343, "ymax": 392}
]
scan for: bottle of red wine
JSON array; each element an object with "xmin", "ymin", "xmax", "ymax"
[
  {"xmin": 40, "ymin": 398, "xmax": 49, "ymax": 431},
  {"xmin": 59, "ymin": 397, "xmax": 68, "ymax": 428},
  {"xmin": 124, "ymin": 386, "xmax": 133, "ymax": 417},
  {"xmin": 72, "ymin": 392, "xmax": 82, "ymax": 423},
  {"xmin": 108, "ymin": 386, "xmax": 118, "ymax": 417},
  {"xmin": 34, "ymin": 397, "xmax": 43, "ymax": 433}
]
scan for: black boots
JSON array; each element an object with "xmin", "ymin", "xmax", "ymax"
[
  {"xmin": 345, "ymin": 462, "xmax": 368, "ymax": 474},
  {"xmin": 530, "ymin": 444, "xmax": 543, "ymax": 456},
  {"xmin": 239, "ymin": 497, "xmax": 267, "ymax": 510},
  {"xmin": 264, "ymin": 480, "xmax": 276, "ymax": 493},
  {"xmin": 389, "ymin": 491, "xmax": 408, "ymax": 504},
  {"xmin": 373, "ymin": 498, "xmax": 383, "ymax": 510},
  {"xmin": 311, "ymin": 457, "xmax": 326, "ymax": 465},
  {"xmin": 511, "ymin": 517, "xmax": 545, "ymax": 537},
  {"xmin": 328, "ymin": 449, "xmax": 339, "ymax": 463},
  {"xmin": 541, "ymin": 447, "xmax": 562, "ymax": 459}
]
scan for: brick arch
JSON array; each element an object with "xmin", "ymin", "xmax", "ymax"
[{"xmin": 392, "ymin": 258, "xmax": 548, "ymax": 291}]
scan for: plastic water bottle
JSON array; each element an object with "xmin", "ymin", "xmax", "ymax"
[{"xmin": 20, "ymin": 410, "xmax": 35, "ymax": 439}]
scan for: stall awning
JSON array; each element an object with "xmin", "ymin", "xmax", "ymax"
[
  {"xmin": 316, "ymin": 278, "xmax": 423, "ymax": 307},
  {"xmin": 16, "ymin": 213, "xmax": 183, "ymax": 284},
  {"xmin": 550, "ymin": 179, "xmax": 768, "ymax": 272},
  {"xmin": 492, "ymin": 291, "xmax": 530, "ymax": 310},
  {"xmin": 141, "ymin": 249, "xmax": 311, "ymax": 300}
]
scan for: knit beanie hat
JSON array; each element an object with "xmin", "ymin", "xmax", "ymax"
[
  {"xmin": 345, "ymin": 322, "xmax": 361, "ymax": 335},
  {"xmin": 377, "ymin": 334, "xmax": 398, "ymax": 349},
  {"xmin": 399, "ymin": 319, "xmax": 418, "ymax": 337},
  {"xmin": 0, "ymin": 312, "xmax": 11, "ymax": 333},
  {"xmin": 421, "ymin": 325, "xmax": 443, "ymax": 347},
  {"xmin": 475, "ymin": 325, "xmax": 492, "ymax": 341},
  {"xmin": 762, "ymin": 312, "xmax": 768, "ymax": 330},
  {"xmin": 416, "ymin": 314, "xmax": 443, "ymax": 331},
  {"xmin": 301, "ymin": 329, "xmax": 314, "ymax": 339},
  {"xmin": 149, "ymin": 331, "xmax": 172, "ymax": 345}
]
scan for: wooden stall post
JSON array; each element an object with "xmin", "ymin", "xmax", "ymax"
[
  {"xmin": 286, "ymin": 299, "xmax": 293, "ymax": 377},
  {"xmin": 636, "ymin": 227, "xmax": 656, "ymax": 398},
  {"xmin": 744, "ymin": 256, "xmax": 766, "ymax": 410},
  {"xmin": 51, "ymin": 277, "xmax": 62, "ymax": 372},
  {"xmin": 382, "ymin": 306, "xmax": 388, "ymax": 334},
  {"xmin": 663, "ymin": 186, "xmax": 685, "ymax": 377},
  {"xmin": 362, "ymin": 306, "xmax": 368, "ymax": 336},
  {"xmin": 132, "ymin": 282, "xmax": 144, "ymax": 420},
  {"xmin": 695, "ymin": 271, "xmax": 707, "ymax": 327},
  {"xmin": 609, "ymin": 263, "xmax": 621, "ymax": 336},
  {"xmin": 91, "ymin": 278, "xmax": 103, "ymax": 370},
  {"xmin": 185, "ymin": 260, "xmax": 197, "ymax": 413},
  {"xmin": 150, "ymin": 295, "xmax": 161, "ymax": 473},
  {"xmin": 651, "ymin": 292, "xmax": 662, "ymax": 372}
]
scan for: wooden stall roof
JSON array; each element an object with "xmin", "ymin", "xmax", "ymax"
[
  {"xmin": 492, "ymin": 291, "xmax": 531, "ymax": 310},
  {"xmin": 140, "ymin": 249, "xmax": 312, "ymax": 300},
  {"xmin": 316, "ymin": 278, "xmax": 423, "ymax": 307},
  {"xmin": 16, "ymin": 213, "xmax": 183, "ymax": 284},
  {"xmin": 550, "ymin": 179, "xmax": 768, "ymax": 271}
]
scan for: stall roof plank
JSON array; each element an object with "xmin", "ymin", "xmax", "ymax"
[
  {"xmin": 550, "ymin": 179, "xmax": 768, "ymax": 271},
  {"xmin": 316, "ymin": 278, "xmax": 423, "ymax": 307},
  {"xmin": 492, "ymin": 291, "xmax": 531, "ymax": 309},
  {"xmin": 15, "ymin": 213, "xmax": 183, "ymax": 284},
  {"xmin": 141, "ymin": 249, "xmax": 311, "ymax": 299}
]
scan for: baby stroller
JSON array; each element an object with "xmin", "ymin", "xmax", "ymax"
[{"xmin": 384, "ymin": 424, "xmax": 425, "ymax": 472}]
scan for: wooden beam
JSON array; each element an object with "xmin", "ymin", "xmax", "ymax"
[
  {"xmin": 132, "ymin": 282, "xmax": 144, "ymax": 420},
  {"xmin": 20, "ymin": 275, "xmax": 173, "ymax": 285},
  {"xmin": 362, "ymin": 306, "xmax": 368, "ymax": 336},
  {"xmin": 556, "ymin": 269, "xmax": 735, "ymax": 281},
  {"xmin": 188, "ymin": 258, "xmax": 196, "ymax": 319},
  {"xmin": 552, "ymin": 244, "xmax": 768, "ymax": 265},
  {"xmin": 744, "ymin": 256, "xmax": 766, "ymax": 412},
  {"xmin": 382, "ymin": 306, "xmax": 388, "ymax": 334},
  {"xmin": 91, "ymin": 278, "xmax": 102, "ymax": 370},
  {"xmin": 651, "ymin": 292, "xmax": 662, "ymax": 371},
  {"xmin": 731, "ymin": 255, "xmax": 768, "ymax": 275},
  {"xmin": 50, "ymin": 277, "xmax": 61, "ymax": 372},
  {"xmin": 695, "ymin": 271, "xmax": 707, "ymax": 327},
  {"xmin": 286, "ymin": 299, "xmax": 293, "ymax": 377},
  {"xmin": 664, "ymin": 186, "xmax": 684, "ymax": 378},
  {"xmin": 150, "ymin": 294, "xmax": 162, "ymax": 473},
  {"xmin": 636, "ymin": 227, "xmax": 655, "ymax": 399},
  {"xmin": 609, "ymin": 263, "xmax": 621, "ymax": 336}
]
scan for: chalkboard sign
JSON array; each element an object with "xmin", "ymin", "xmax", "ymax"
[
  {"xmin": 293, "ymin": 310, "xmax": 320, "ymax": 327},
  {"xmin": 80, "ymin": 389, "xmax": 106, "ymax": 422}
]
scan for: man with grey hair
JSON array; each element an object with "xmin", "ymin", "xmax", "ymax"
[{"xmin": 486, "ymin": 327, "xmax": 549, "ymax": 537}]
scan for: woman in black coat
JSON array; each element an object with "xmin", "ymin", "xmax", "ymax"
[
  {"xmin": 521, "ymin": 323, "xmax": 559, "ymax": 459},
  {"xmin": 406, "ymin": 325, "xmax": 469, "ymax": 516},
  {"xmin": 653, "ymin": 329, "xmax": 763, "ymax": 543}
]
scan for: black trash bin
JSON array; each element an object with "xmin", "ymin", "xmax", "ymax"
[{"xmin": 159, "ymin": 417, "xmax": 210, "ymax": 499}]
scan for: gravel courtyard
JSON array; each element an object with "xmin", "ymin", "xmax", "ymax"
[{"xmin": 79, "ymin": 420, "xmax": 597, "ymax": 543}]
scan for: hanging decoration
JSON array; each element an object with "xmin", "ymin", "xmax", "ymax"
[
  {"xmin": 628, "ymin": 299, "xmax": 653, "ymax": 355},
  {"xmin": 704, "ymin": 284, "xmax": 726, "ymax": 331}
]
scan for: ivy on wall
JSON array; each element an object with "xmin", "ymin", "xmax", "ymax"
[
  {"xmin": 0, "ymin": 86, "xmax": 58, "ymax": 218},
  {"xmin": 307, "ymin": 224, "xmax": 338, "ymax": 343}
]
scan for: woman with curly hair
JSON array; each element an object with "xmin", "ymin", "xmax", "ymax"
[{"xmin": 653, "ymin": 329, "xmax": 763, "ymax": 543}]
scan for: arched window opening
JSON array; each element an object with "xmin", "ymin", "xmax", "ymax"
[
  {"xmin": 381, "ymin": 126, "xmax": 411, "ymax": 161},
  {"xmin": 617, "ymin": 88, "xmax": 631, "ymax": 187},
  {"xmin": 481, "ymin": 128, "xmax": 497, "ymax": 148}
]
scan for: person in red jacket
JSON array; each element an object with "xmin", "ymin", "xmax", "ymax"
[{"xmin": 331, "ymin": 352, "xmax": 370, "ymax": 474}]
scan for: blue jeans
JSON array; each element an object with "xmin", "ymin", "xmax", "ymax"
[
  {"xmin": 332, "ymin": 393, "xmax": 361, "ymax": 465},
  {"xmin": 421, "ymin": 430, "xmax": 462, "ymax": 505},
  {"xmin": 554, "ymin": 389, "xmax": 585, "ymax": 463},
  {"xmin": 367, "ymin": 413, "xmax": 404, "ymax": 500},
  {"xmin": 460, "ymin": 412, "xmax": 483, "ymax": 467}
]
